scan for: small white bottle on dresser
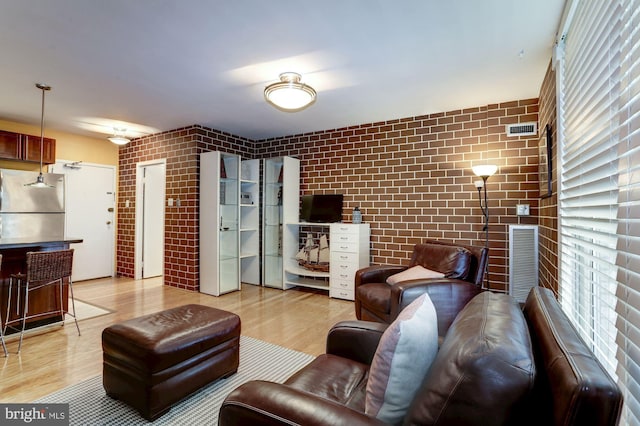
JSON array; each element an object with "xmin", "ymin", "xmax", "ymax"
[{"xmin": 329, "ymin": 223, "xmax": 370, "ymax": 300}]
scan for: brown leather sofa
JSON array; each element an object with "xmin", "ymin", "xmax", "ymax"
[
  {"xmin": 219, "ymin": 287, "xmax": 622, "ymax": 426},
  {"xmin": 355, "ymin": 240, "xmax": 488, "ymax": 336}
]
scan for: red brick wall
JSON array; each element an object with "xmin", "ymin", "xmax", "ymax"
[
  {"xmin": 117, "ymin": 125, "xmax": 254, "ymax": 291},
  {"xmin": 117, "ymin": 98, "xmax": 548, "ymax": 294},
  {"xmin": 537, "ymin": 62, "xmax": 559, "ymax": 293},
  {"xmin": 256, "ymin": 100, "xmax": 540, "ymax": 292}
]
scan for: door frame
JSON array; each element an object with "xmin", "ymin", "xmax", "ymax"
[{"xmin": 135, "ymin": 158, "xmax": 167, "ymax": 280}]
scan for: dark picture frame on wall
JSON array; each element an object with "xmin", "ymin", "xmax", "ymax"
[{"xmin": 539, "ymin": 124, "xmax": 552, "ymax": 198}]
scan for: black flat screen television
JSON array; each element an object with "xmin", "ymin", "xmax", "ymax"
[{"xmin": 300, "ymin": 194, "xmax": 343, "ymax": 223}]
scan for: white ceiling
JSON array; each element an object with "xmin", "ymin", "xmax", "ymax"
[{"xmin": 0, "ymin": 1, "xmax": 565, "ymax": 142}]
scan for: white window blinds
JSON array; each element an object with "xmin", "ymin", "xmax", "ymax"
[
  {"xmin": 557, "ymin": 0, "xmax": 640, "ymax": 424},
  {"xmin": 615, "ymin": 0, "xmax": 640, "ymax": 422}
]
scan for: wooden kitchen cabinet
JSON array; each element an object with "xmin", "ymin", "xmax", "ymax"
[
  {"xmin": 23, "ymin": 134, "xmax": 56, "ymax": 164},
  {"xmin": 0, "ymin": 130, "xmax": 56, "ymax": 164},
  {"xmin": 0, "ymin": 130, "xmax": 22, "ymax": 160}
]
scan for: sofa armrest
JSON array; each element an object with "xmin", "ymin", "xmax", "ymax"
[
  {"xmin": 390, "ymin": 279, "xmax": 482, "ymax": 337},
  {"xmin": 219, "ymin": 381, "xmax": 388, "ymax": 426},
  {"xmin": 326, "ymin": 320, "xmax": 388, "ymax": 365},
  {"xmin": 355, "ymin": 264, "xmax": 407, "ymax": 288},
  {"xmin": 524, "ymin": 287, "xmax": 622, "ymax": 426}
]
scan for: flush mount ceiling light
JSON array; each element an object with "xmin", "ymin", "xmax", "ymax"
[
  {"xmin": 108, "ymin": 128, "xmax": 131, "ymax": 145},
  {"xmin": 25, "ymin": 83, "xmax": 54, "ymax": 188},
  {"xmin": 264, "ymin": 72, "xmax": 317, "ymax": 112}
]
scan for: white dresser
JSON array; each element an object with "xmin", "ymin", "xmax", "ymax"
[{"xmin": 329, "ymin": 223, "xmax": 370, "ymax": 300}]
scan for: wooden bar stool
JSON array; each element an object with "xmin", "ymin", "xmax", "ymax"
[
  {"xmin": 4, "ymin": 249, "xmax": 80, "ymax": 353},
  {"xmin": 0, "ymin": 254, "xmax": 7, "ymax": 357}
]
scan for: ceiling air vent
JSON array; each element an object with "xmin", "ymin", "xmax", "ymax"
[{"xmin": 506, "ymin": 122, "xmax": 537, "ymax": 137}]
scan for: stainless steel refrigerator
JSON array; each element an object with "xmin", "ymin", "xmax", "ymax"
[{"xmin": 0, "ymin": 169, "xmax": 65, "ymax": 240}]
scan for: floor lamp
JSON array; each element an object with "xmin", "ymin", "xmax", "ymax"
[{"xmin": 472, "ymin": 164, "xmax": 497, "ymax": 289}]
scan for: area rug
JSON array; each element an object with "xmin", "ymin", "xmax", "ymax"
[
  {"xmin": 35, "ymin": 336, "xmax": 315, "ymax": 425},
  {"xmin": 4, "ymin": 300, "xmax": 112, "ymax": 341},
  {"xmin": 67, "ymin": 299, "xmax": 113, "ymax": 322}
]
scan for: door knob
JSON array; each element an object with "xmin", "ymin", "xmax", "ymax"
[{"xmin": 106, "ymin": 221, "xmax": 112, "ymax": 225}]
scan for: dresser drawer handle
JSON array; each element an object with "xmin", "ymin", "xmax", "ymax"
[
  {"xmin": 340, "ymin": 274, "xmax": 349, "ymax": 279},
  {"xmin": 339, "ymin": 245, "xmax": 350, "ymax": 250},
  {"xmin": 340, "ymin": 265, "xmax": 349, "ymax": 269},
  {"xmin": 340, "ymin": 255, "xmax": 348, "ymax": 260}
]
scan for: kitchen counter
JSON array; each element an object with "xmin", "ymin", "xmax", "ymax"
[
  {"xmin": 0, "ymin": 238, "xmax": 83, "ymax": 332},
  {"xmin": 0, "ymin": 237, "xmax": 83, "ymax": 249}
]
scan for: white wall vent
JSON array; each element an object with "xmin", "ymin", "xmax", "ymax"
[
  {"xmin": 509, "ymin": 225, "xmax": 539, "ymax": 303},
  {"xmin": 506, "ymin": 122, "xmax": 537, "ymax": 137}
]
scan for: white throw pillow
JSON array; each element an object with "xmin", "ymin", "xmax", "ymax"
[
  {"xmin": 365, "ymin": 293, "xmax": 439, "ymax": 425},
  {"xmin": 386, "ymin": 265, "xmax": 445, "ymax": 285}
]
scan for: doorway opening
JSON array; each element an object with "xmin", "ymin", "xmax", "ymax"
[{"xmin": 135, "ymin": 159, "xmax": 166, "ymax": 279}]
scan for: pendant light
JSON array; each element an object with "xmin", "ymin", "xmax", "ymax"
[{"xmin": 25, "ymin": 83, "xmax": 54, "ymax": 188}]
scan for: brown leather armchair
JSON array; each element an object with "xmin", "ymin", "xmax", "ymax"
[{"xmin": 355, "ymin": 240, "xmax": 488, "ymax": 336}]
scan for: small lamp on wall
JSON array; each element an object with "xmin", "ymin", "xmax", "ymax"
[{"xmin": 472, "ymin": 164, "xmax": 497, "ymax": 288}]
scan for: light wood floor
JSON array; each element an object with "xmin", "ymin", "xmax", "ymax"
[{"xmin": 0, "ymin": 276, "xmax": 356, "ymax": 403}]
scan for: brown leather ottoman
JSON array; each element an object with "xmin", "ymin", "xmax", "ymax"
[{"xmin": 102, "ymin": 304, "xmax": 240, "ymax": 421}]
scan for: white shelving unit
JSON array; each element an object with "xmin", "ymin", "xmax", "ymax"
[
  {"xmin": 283, "ymin": 223, "xmax": 331, "ymax": 291},
  {"xmin": 283, "ymin": 222, "xmax": 370, "ymax": 299},
  {"xmin": 200, "ymin": 151, "xmax": 241, "ymax": 296},
  {"xmin": 262, "ymin": 156, "xmax": 300, "ymax": 289},
  {"xmin": 240, "ymin": 159, "xmax": 260, "ymax": 285},
  {"xmin": 201, "ymin": 152, "xmax": 369, "ymax": 299}
]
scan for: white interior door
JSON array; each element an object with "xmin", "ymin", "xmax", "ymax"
[
  {"xmin": 50, "ymin": 161, "xmax": 116, "ymax": 281},
  {"xmin": 140, "ymin": 162, "xmax": 165, "ymax": 278}
]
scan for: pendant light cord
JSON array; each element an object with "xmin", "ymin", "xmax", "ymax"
[
  {"xmin": 36, "ymin": 83, "xmax": 51, "ymax": 177},
  {"xmin": 39, "ymin": 86, "xmax": 45, "ymax": 175}
]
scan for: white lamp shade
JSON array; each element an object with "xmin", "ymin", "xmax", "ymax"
[{"xmin": 472, "ymin": 164, "xmax": 498, "ymax": 178}]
